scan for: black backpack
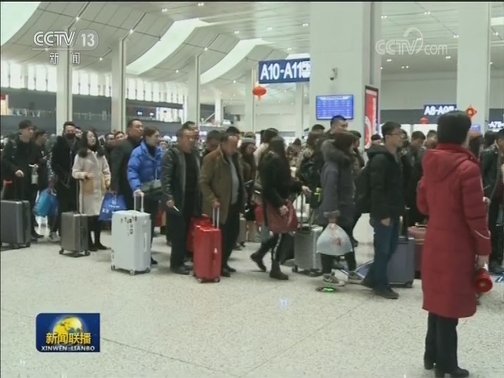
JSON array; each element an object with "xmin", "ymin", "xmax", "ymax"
[
  {"xmin": 355, "ymin": 163, "xmax": 371, "ymax": 214},
  {"xmin": 296, "ymin": 153, "xmax": 323, "ymax": 209}
]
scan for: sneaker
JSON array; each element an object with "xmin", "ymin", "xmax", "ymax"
[
  {"xmin": 374, "ymin": 287, "xmax": 399, "ymax": 299},
  {"xmin": 489, "ymin": 261, "xmax": 504, "ymax": 275},
  {"xmin": 347, "ymin": 271, "xmax": 363, "ymax": 284},
  {"xmin": 48, "ymin": 232, "xmax": 60, "ymax": 243},
  {"xmin": 323, "ymin": 274, "xmax": 346, "ymax": 287}
]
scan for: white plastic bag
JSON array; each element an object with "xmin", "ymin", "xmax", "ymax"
[{"xmin": 316, "ymin": 224, "xmax": 353, "ymax": 257}]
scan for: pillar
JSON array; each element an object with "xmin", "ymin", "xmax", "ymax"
[
  {"xmin": 56, "ymin": 47, "xmax": 73, "ymax": 135},
  {"xmin": 214, "ymin": 94, "xmax": 223, "ymax": 126},
  {"xmin": 309, "ymin": 2, "xmax": 381, "ymax": 135},
  {"xmin": 186, "ymin": 55, "xmax": 201, "ymax": 124},
  {"xmin": 456, "ymin": 3, "xmax": 491, "ymax": 132},
  {"xmin": 294, "ymin": 83, "xmax": 306, "ymax": 138},
  {"xmin": 111, "ymin": 39, "xmax": 126, "ymax": 132},
  {"xmin": 244, "ymin": 69, "xmax": 257, "ymax": 132}
]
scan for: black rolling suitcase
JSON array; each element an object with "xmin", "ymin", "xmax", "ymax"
[{"xmin": 1, "ymin": 179, "xmax": 32, "ymax": 249}]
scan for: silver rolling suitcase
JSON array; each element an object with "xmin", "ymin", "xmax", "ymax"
[
  {"xmin": 1, "ymin": 200, "xmax": 32, "ymax": 248},
  {"xmin": 293, "ymin": 197, "xmax": 323, "ymax": 277},
  {"xmin": 59, "ymin": 182, "xmax": 89, "ymax": 256},
  {"xmin": 238, "ymin": 216, "xmax": 247, "ymax": 244},
  {"xmin": 111, "ymin": 195, "xmax": 152, "ymax": 275}
]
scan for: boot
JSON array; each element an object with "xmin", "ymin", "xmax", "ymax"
[
  {"xmin": 250, "ymin": 244, "xmax": 269, "ymax": 272},
  {"xmin": 269, "ymin": 261, "xmax": 288, "ymax": 280},
  {"xmin": 434, "ymin": 367, "xmax": 469, "ymax": 378},
  {"xmin": 88, "ymin": 233, "xmax": 97, "ymax": 252}
]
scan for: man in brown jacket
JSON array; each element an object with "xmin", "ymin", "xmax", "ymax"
[{"xmin": 200, "ymin": 133, "xmax": 246, "ymax": 277}]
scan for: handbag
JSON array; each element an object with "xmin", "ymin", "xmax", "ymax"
[
  {"xmin": 265, "ymin": 200, "xmax": 298, "ymax": 234},
  {"xmin": 140, "ymin": 162, "xmax": 162, "ymax": 197}
]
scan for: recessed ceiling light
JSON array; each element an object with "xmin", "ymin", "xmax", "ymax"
[
  {"xmin": 453, "ymin": 34, "xmax": 459, "ymax": 38},
  {"xmin": 75, "ymin": 16, "xmax": 80, "ymax": 21},
  {"xmin": 175, "ymin": 70, "xmax": 179, "ymax": 73},
  {"xmin": 416, "ymin": 37, "xmax": 422, "ymax": 41},
  {"xmin": 129, "ymin": 29, "xmax": 134, "ymax": 34},
  {"xmin": 490, "ymin": 61, "xmax": 493, "ymax": 65},
  {"xmin": 267, "ymin": 27, "xmax": 273, "ymax": 31},
  {"xmin": 204, "ymin": 47, "xmax": 208, "ymax": 51},
  {"xmin": 233, "ymin": 93, "xmax": 235, "ymax": 96},
  {"xmin": 493, "ymin": 31, "xmax": 499, "ymax": 36},
  {"xmin": 386, "ymin": 58, "xmax": 392, "ymax": 62},
  {"xmin": 99, "ymin": 57, "xmax": 103, "ymax": 61},
  {"xmin": 278, "ymin": 100, "xmax": 281, "ymax": 103},
  {"xmin": 381, "ymin": 15, "xmax": 387, "ymax": 19},
  {"xmin": 304, "ymin": 93, "xmax": 308, "ymax": 97},
  {"xmin": 302, "ymin": 23, "xmax": 309, "ymax": 27},
  {"xmin": 445, "ymin": 56, "xmax": 451, "ymax": 59},
  {"xmin": 401, "ymin": 65, "xmax": 409, "ymax": 69},
  {"xmin": 287, "ymin": 47, "xmax": 292, "ymax": 51},
  {"xmin": 233, "ymin": 80, "xmax": 236, "ymax": 83},
  {"xmin": 44, "ymin": 47, "xmax": 48, "ymax": 52},
  {"xmin": 234, "ymin": 30, "xmax": 240, "ymax": 34},
  {"xmin": 380, "ymin": 66, "xmax": 383, "ymax": 70},
  {"xmin": 197, "ymin": 2, "xmax": 204, "ymax": 6},
  {"xmin": 162, "ymin": 8, "xmax": 168, "ymax": 13},
  {"xmin": 424, "ymin": 11, "xmax": 431, "ymax": 15},
  {"xmin": 291, "ymin": 102, "xmax": 294, "ymax": 105}
]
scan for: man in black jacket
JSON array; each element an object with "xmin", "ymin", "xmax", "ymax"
[
  {"xmin": 2, "ymin": 120, "xmax": 44, "ymax": 240},
  {"xmin": 363, "ymin": 121, "xmax": 405, "ymax": 299},
  {"xmin": 480, "ymin": 128, "xmax": 504, "ymax": 274},
  {"xmin": 161, "ymin": 128, "xmax": 201, "ymax": 275},
  {"xmin": 201, "ymin": 130, "xmax": 221, "ymax": 162},
  {"xmin": 50, "ymin": 121, "xmax": 80, "ymax": 239}
]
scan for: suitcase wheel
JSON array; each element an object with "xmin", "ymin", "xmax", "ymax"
[
  {"xmin": 405, "ymin": 281, "xmax": 413, "ymax": 288},
  {"xmin": 213, "ymin": 278, "xmax": 220, "ymax": 283},
  {"xmin": 12, "ymin": 244, "xmax": 20, "ymax": 249},
  {"xmin": 129, "ymin": 270, "xmax": 136, "ymax": 276},
  {"xmin": 84, "ymin": 251, "xmax": 90, "ymax": 256},
  {"xmin": 59, "ymin": 248, "xmax": 64, "ymax": 255},
  {"xmin": 111, "ymin": 265, "xmax": 116, "ymax": 271},
  {"xmin": 25, "ymin": 242, "xmax": 31, "ymax": 248},
  {"xmin": 145, "ymin": 268, "xmax": 150, "ymax": 273},
  {"xmin": 196, "ymin": 277, "xmax": 203, "ymax": 283},
  {"xmin": 292, "ymin": 265, "xmax": 299, "ymax": 273}
]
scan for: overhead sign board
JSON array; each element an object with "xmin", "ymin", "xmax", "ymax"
[
  {"xmin": 423, "ymin": 104, "xmax": 457, "ymax": 116},
  {"xmin": 258, "ymin": 58, "xmax": 311, "ymax": 84}
]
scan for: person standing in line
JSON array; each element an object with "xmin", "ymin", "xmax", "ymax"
[
  {"xmin": 127, "ymin": 126, "xmax": 162, "ymax": 266},
  {"xmin": 417, "ymin": 111, "xmax": 490, "ymax": 378},
  {"xmin": 362, "ymin": 121, "xmax": 405, "ymax": 299},
  {"xmin": 200, "ymin": 133, "xmax": 246, "ymax": 277},
  {"xmin": 72, "ymin": 130, "xmax": 110, "ymax": 251},
  {"xmin": 161, "ymin": 128, "xmax": 201, "ymax": 275},
  {"xmin": 201, "ymin": 130, "xmax": 221, "ymax": 161},
  {"xmin": 50, "ymin": 121, "xmax": 80, "ymax": 240}
]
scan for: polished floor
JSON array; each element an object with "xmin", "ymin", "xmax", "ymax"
[{"xmin": 1, "ymin": 216, "xmax": 503, "ymax": 378}]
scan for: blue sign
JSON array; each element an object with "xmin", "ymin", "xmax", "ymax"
[
  {"xmin": 470, "ymin": 124, "xmax": 481, "ymax": 132},
  {"xmin": 36, "ymin": 313, "xmax": 100, "ymax": 353},
  {"xmin": 316, "ymin": 95, "xmax": 354, "ymax": 120},
  {"xmin": 423, "ymin": 104, "xmax": 457, "ymax": 117},
  {"xmin": 258, "ymin": 58, "xmax": 311, "ymax": 84}
]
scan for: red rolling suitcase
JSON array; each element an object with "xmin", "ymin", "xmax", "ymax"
[
  {"xmin": 192, "ymin": 209, "xmax": 222, "ymax": 283},
  {"xmin": 186, "ymin": 216, "xmax": 212, "ymax": 252}
]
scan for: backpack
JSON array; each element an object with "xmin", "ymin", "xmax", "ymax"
[
  {"xmin": 355, "ymin": 163, "xmax": 371, "ymax": 214},
  {"xmin": 296, "ymin": 153, "xmax": 324, "ymax": 209}
]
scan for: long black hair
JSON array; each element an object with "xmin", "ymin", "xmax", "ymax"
[
  {"xmin": 78, "ymin": 130, "xmax": 105, "ymax": 158},
  {"xmin": 260, "ymin": 136, "xmax": 288, "ymax": 171}
]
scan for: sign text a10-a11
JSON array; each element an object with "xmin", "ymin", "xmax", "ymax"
[{"xmin": 258, "ymin": 58, "xmax": 311, "ymax": 84}]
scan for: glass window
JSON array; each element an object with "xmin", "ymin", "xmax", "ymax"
[
  {"xmin": 144, "ymin": 81, "xmax": 152, "ymax": 101},
  {"xmin": 105, "ymin": 75, "xmax": 111, "ymax": 97},
  {"xmin": 90, "ymin": 73, "xmax": 99, "ymax": 96},
  {"xmin": 79, "ymin": 71, "xmax": 89, "ymax": 95},
  {"xmin": 27, "ymin": 66, "xmax": 36, "ymax": 90},
  {"xmin": 9, "ymin": 63, "xmax": 22, "ymax": 88},
  {"xmin": 136, "ymin": 79, "xmax": 144, "ymax": 101},
  {"xmin": 47, "ymin": 66, "xmax": 57, "ymax": 92},
  {"xmin": 152, "ymin": 82, "xmax": 160, "ymax": 102},
  {"xmin": 35, "ymin": 66, "xmax": 47, "ymax": 91},
  {"xmin": 127, "ymin": 78, "xmax": 136, "ymax": 99},
  {"xmin": 1, "ymin": 61, "xmax": 9, "ymax": 87},
  {"xmin": 72, "ymin": 71, "xmax": 80, "ymax": 94}
]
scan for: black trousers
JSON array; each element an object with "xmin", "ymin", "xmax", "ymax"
[
  {"xmin": 220, "ymin": 204, "xmax": 240, "ymax": 268},
  {"xmin": 425, "ymin": 312, "xmax": 459, "ymax": 371},
  {"xmin": 320, "ymin": 224, "xmax": 357, "ymax": 274},
  {"xmin": 488, "ymin": 199, "xmax": 503, "ymax": 264},
  {"xmin": 87, "ymin": 215, "xmax": 102, "ymax": 245},
  {"xmin": 167, "ymin": 211, "xmax": 192, "ymax": 268}
]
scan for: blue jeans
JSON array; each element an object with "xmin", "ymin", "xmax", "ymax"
[{"xmin": 366, "ymin": 217, "xmax": 400, "ymax": 289}]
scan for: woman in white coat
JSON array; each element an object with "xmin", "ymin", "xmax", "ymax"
[{"xmin": 72, "ymin": 130, "xmax": 111, "ymax": 251}]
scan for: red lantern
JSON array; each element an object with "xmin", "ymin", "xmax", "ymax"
[
  {"xmin": 252, "ymin": 85, "xmax": 267, "ymax": 100},
  {"xmin": 420, "ymin": 117, "xmax": 429, "ymax": 124},
  {"xmin": 465, "ymin": 105, "xmax": 477, "ymax": 119}
]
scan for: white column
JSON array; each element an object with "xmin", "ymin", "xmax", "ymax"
[
  {"xmin": 309, "ymin": 2, "xmax": 381, "ymax": 134},
  {"xmin": 244, "ymin": 69, "xmax": 257, "ymax": 132},
  {"xmin": 294, "ymin": 83, "xmax": 306, "ymax": 138},
  {"xmin": 456, "ymin": 3, "xmax": 491, "ymax": 132},
  {"xmin": 56, "ymin": 48, "xmax": 73, "ymax": 134},
  {"xmin": 214, "ymin": 94, "xmax": 223, "ymax": 125},
  {"xmin": 111, "ymin": 39, "xmax": 127, "ymax": 132},
  {"xmin": 186, "ymin": 55, "xmax": 201, "ymax": 124}
]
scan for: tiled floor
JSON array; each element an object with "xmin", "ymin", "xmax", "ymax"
[{"xmin": 1, "ymin": 215, "xmax": 503, "ymax": 378}]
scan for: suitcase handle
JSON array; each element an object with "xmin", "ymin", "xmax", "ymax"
[
  {"xmin": 133, "ymin": 194, "xmax": 144, "ymax": 212},
  {"xmin": 212, "ymin": 207, "xmax": 220, "ymax": 228}
]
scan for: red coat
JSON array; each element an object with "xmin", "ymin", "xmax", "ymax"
[{"xmin": 417, "ymin": 144, "xmax": 491, "ymax": 319}]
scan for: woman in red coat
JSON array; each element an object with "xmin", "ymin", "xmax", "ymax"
[{"xmin": 417, "ymin": 111, "xmax": 491, "ymax": 378}]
